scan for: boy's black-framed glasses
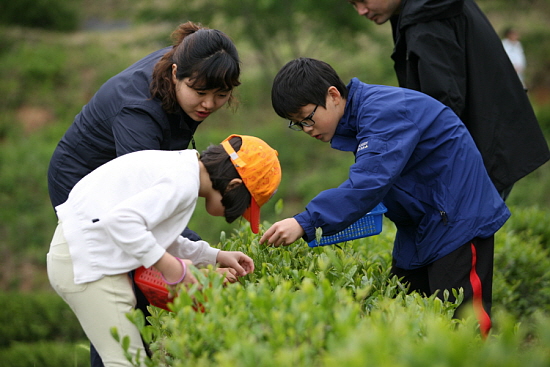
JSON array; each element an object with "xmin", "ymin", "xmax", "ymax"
[{"xmin": 288, "ymin": 105, "xmax": 318, "ymax": 131}]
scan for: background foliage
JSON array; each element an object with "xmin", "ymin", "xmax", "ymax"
[{"xmin": 0, "ymin": 0, "xmax": 549, "ymax": 365}]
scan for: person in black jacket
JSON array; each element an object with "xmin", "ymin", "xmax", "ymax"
[
  {"xmin": 47, "ymin": 21, "xmax": 241, "ymax": 367},
  {"xmin": 346, "ymin": 0, "xmax": 549, "ymax": 200}
]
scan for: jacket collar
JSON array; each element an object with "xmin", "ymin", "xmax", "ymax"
[{"xmin": 331, "ymin": 78, "xmax": 361, "ymax": 152}]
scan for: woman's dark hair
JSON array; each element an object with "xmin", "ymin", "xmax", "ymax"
[
  {"xmin": 150, "ymin": 21, "xmax": 241, "ymax": 114},
  {"xmin": 271, "ymin": 57, "xmax": 348, "ymax": 119},
  {"xmin": 200, "ymin": 136, "xmax": 251, "ymax": 223}
]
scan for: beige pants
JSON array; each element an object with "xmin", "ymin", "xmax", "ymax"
[{"xmin": 47, "ymin": 224, "xmax": 146, "ymax": 367}]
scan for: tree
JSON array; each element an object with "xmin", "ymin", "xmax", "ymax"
[{"xmin": 135, "ymin": 0, "xmax": 371, "ymax": 84}]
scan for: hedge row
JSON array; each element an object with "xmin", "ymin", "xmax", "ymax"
[
  {"xmin": 2, "ymin": 207, "xmax": 549, "ymax": 366},
  {"xmin": 0, "ymin": 341, "xmax": 89, "ymax": 367},
  {"xmin": 0, "ymin": 292, "xmax": 84, "ymax": 347},
  {"xmin": 124, "ymin": 220, "xmax": 550, "ymax": 367}
]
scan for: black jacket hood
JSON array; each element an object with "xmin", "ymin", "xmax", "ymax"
[{"xmin": 397, "ymin": 0, "xmax": 464, "ymax": 29}]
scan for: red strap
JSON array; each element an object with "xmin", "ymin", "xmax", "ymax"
[{"xmin": 470, "ymin": 242, "xmax": 491, "ymax": 338}]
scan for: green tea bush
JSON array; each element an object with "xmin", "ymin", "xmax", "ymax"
[
  {"xmin": 120, "ymin": 231, "xmax": 426, "ymax": 365},
  {"xmin": 493, "ymin": 212, "xmax": 550, "ymax": 320},
  {"xmin": 0, "ymin": 41, "xmax": 69, "ymax": 110},
  {"xmin": 124, "ymin": 272, "xmax": 550, "ymax": 367},
  {"xmin": 127, "ymin": 275, "xmax": 459, "ymax": 367},
  {"xmin": 0, "ymin": 130, "xmax": 59, "ymax": 267},
  {"xmin": 503, "ymin": 206, "xmax": 550, "ymax": 248},
  {"xmin": 112, "ymin": 219, "xmax": 550, "ymax": 367},
  {"xmin": 0, "ymin": 292, "xmax": 85, "ymax": 347},
  {"xmin": 0, "ymin": 0, "xmax": 81, "ymax": 31},
  {"xmin": 0, "ymin": 341, "xmax": 89, "ymax": 367},
  {"xmin": 319, "ymin": 308, "xmax": 550, "ymax": 367}
]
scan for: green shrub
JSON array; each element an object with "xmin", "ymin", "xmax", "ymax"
[
  {"xmin": 123, "ymin": 268, "xmax": 550, "ymax": 367},
  {"xmin": 501, "ymin": 205, "xmax": 550, "ymax": 249},
  {"xmin": 534, "ymin": 103, "xmax": 550, "ymax": 138},
  {"xmin": 0, "ymin": 341, "xmax": 89, "ymax": 367},
  {"xmin": 507, "ymin": 165, "xmax": 550, "ymax": 209},
  {"xmin": 0, "ymin": 0, "xmax": 81, "ymax": 31},
  {"xmin": 126, "ymin": 275, "xmax": 459, "ymax": 367},
  {"xmin": 0, "ymin": 292, "xmax": 85, "ymax": 347},
  {"xmin": 0, "ymin": 42, "xmax": 69, "ymax": 109},
  {"xmin": 319, "ymin": 308, "xmax": 550, "ymax": 367},
  {"xmin": 493, "ymin": 221, "xmax": 550, "ymax": 320},
  {"xmin": 110, "ymin": 221, "xmax": 550, "ymax": 367},
  {"xmin": 118, "ymin": 230, "xmax": 456, "ymax": 366},
  {"xmin": 0, "ymin": 130, "xmax": 59, "ymax": 267}
]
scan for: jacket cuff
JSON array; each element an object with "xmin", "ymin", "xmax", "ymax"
[{"xmin": 294, "ymin": 212, "xmax": 315, "ymax": 243}]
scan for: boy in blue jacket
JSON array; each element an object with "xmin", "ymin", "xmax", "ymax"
[{"xmin": 260, "ymin": 57, "xmax": 510, "ymax": 337}]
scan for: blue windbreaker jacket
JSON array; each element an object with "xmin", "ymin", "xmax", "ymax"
[
  {"xmin": 48, "ymin": 47, "xmax": 201, "ymax": 207},
  {"xmin": 294, "ymin": 78, "xmax": 510, "ymax": 269}
]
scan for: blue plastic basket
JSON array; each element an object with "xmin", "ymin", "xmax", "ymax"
[{"xmin": 308, "ymin": 203, "xmax": 387, "ymax": 247}]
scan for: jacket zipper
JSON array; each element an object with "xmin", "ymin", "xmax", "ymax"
[{"xmin": 440, "ymin": 210, "xmax": 448, "ymax": 225}]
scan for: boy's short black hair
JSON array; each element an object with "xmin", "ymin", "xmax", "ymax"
[
  {"xmin": 200, "ymin": 136, "xmax": 251, "ymax": 223},
  {"xmin": 271, "ymin": 57, "xmax": 348, "ymax": 119}
]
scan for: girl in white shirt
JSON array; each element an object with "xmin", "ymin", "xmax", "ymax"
[{"xmin": 47, "ymin": 134, "xmax": 281, "ymax": 367}]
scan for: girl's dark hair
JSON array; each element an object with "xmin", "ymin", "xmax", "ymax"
[
  {"xmin": 271, "ymin": 57, "xmax": 348, "ymax": 119},
  {"xmin": 150, "ymin": 21, "xmax": 241, "ymax": 114},
  {"xmin": 200, "ymin": 136, "xmax": 251, "ymax": 223}
]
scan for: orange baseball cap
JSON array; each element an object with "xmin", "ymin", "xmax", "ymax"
[{"xmin": 221, "ymin": 134, "xmax": 282, "ymax": 233}]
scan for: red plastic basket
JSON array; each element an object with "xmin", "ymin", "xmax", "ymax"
[
  {"xmin": 134, "ymin": 266, "xmax": 173, "ymax": 311},
  {"xmin": 134, "ymin": 266, "xmax": 206, "ymax": 312}
]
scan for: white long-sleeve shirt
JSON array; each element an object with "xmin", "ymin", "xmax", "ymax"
[{"xmin": 56, "ymin": 149, "xmax": 219, "ymax": 284}]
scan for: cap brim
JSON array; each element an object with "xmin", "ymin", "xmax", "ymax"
[{"xmin": 242, "ymin": 197, "xmax": 260, "ymax": 234}]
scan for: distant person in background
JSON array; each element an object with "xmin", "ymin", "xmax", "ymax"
[
  {"xmin": 502, "ymin": 27, "xmax": 527, "ymax": 88},
  {"xmin": 47, "ymin": 21, "xmax": 241, "ymax": 367},
  {"xmin": 346, "ymin": 0, "xmax": 550, "ymax": 200}
]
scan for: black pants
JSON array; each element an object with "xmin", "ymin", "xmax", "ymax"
[{"xmin": 391, "ymin": 236, "xmax": 494, "ymax": 337}]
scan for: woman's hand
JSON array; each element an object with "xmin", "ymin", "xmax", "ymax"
[{"xmin": 215, "ymin": 251, "xmax": 254, "ymax": 276}]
